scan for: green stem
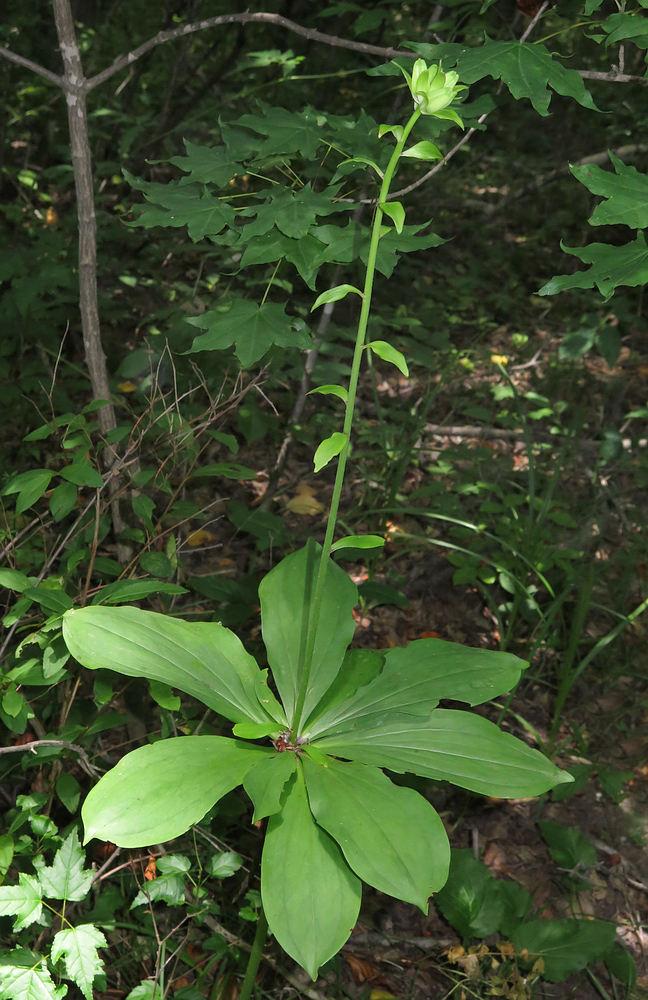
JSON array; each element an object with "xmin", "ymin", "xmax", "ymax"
[
  {"xmin": 238, "ymin": 906, "xmax": 269, "ymax": 1000},
  {"xmin": 291, "ymin": 109, "xmax": 421, "ymax": 735}
]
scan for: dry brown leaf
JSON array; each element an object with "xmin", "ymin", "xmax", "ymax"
[
  {"xmin": 186, "ymin": 529, "xmax": 217, "ymax": 547},
  {"xmin": 345, "ymin": 954, "xmax": 381, "ymax": 983},
  {"xmin": 285, "ymin": 482, "xmax": 324, "ymax": 515}
]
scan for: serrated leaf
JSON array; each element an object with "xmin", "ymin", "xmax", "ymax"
[
  {"xmin": 131, "ymin": 870, "xmax": 187, "ymax": 908},
  {"xmin": 311, "ymin": 284, "xmax": 363, "ymax": 310},
  {"xmin": 513, "ymin": 918, "xmax": 615, "ymax": 981},
  {"xmin": 313, "ymin": 431, "xmax": 347, "ymax": 473},
  {"xmin": 303, "ymin": 758, "xmax": 449, "ymax": 909},
  {"xmin": 538, "ymin": 234, "xmax": 648, "ymax": 301},
  {"xmin": 400, "ymin": 140, "xmax": 442, "ymax": 161},
  {"xmin": 124, "ymin": 171, "xmax": 236, "ymax": 240},
  {"xmin": 82, "ymin": 736, "xmax": 268, "ymax": 847},
  {"xmin": 571, "ymin": 152, "xmax": 648, "ymax": 229},
  {"xmin": 207, "ymin": 851, "xmax": 243, "ymax": 878},
  {"xmin": 34, "ymin": 830, "xmax": 93, "ymax": 902},
  {"xmin": 63, "ymin": 604, "xmax": 272, "ymax": 724},
  {"xmin": 169, "ymin": 139, "xmax": 244, "ymax": 186},
  {"xmin": 0, "ymin": 873, "xmax": 43, "ymax": 929},
  {"xmin": 367, "ymin": 340, "xmax": 409, "ymax": 376},
  {"xmin": 315, "ymin": 710, "xmax": 571, "ymax": 798},
  {"xmin": 261, "ymin": 771, "xmax": 361, "ymax": 979},
  {"xmin": 0, "ymin": 961, "xmax": 66, "ymax": 1000},
  {"xmin": 307, "ymin": 384, "xmax": 349, "ymax": 403},
  {"xmin": 185, "ymin": 299, "xmax": 310, "ymax": 367},
  {"xmin": 51, "ymin": 925, "xmax": 106, "ymax": 1000},
  {"xmin": 237, "ymin": 105, "xmax": 324, "ymax": 159}
]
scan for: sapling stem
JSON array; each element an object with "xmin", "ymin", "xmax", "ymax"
[
  {"xmin": 238, "ymin": 905, "xmax": 269, "ymax": 1000},
  {"xmin": 290, "ymin": 109, "xmax": 421, "ymax": 736}
]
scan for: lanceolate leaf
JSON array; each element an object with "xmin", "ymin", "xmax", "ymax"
[
  {"xmin": 243, "ymin": 752, "xmax": 297, "ymax": 822},
  {"xmin": 261, "ymin": 770, "xmax": 361, "ymax": 979},
  {"xmin": 314, "ymin": 710, "xmax": 571, "ymax": 797},
  {"xmin": 313, "ymin": 431, "xmax": 347, "ymax": 473},
  {"xmin": 63, "ymin": 605, "xmax": 272, "ymax": 724},
  {"xmin": 304, "ymin": 649, "xmax": 385, "ymax": 730},
  {"xmin": 302, "ymin": 757, "xmax": 449, "ymax": 910},
  {"xmin": 259, "ymin": 541, "xmax": 358, "ymax": 722},
  {"xmin": 306, "ymin": 639, "xmax": 525, "ymax": 738},
  {"xmin": 82, "ymin": 737, "xmax": 269, "ymax": 847}
]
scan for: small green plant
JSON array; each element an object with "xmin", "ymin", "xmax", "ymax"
[{"xmin": 60, "ymin": 61, "xmax": 570, "ymax": 992}]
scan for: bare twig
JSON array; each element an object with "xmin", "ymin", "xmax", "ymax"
[{"xmin": 0, "ymin": 739, "xmax": 101, "ymax": 777}]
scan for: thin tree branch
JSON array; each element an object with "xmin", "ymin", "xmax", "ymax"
[
  {"xmin": 0, "ymin": 739, "xmax": 101, "ymax": 777},
  {"xmin": 84, "ymin": 12, "xmax": 416, "ymax": 91},
  {"xmin": 0, "ymin": 45, "xmax": 62, "ymax": 85}
]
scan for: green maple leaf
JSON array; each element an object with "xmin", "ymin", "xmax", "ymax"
[
  {"xmin": 185, "ymin": 299, "xmax": 311, "ymax": 367},
  {"xmin": 34, "ymin": 830, "xmax": 93, "ymax": 902},
  {"xmin": 51, "ymin": 925, "xmax": 107, "ymax": 1000}
]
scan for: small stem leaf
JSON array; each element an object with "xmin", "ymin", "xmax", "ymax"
[
  {"xmin": 307, "ymin": 384, "xmax": 349, "ymax": 403},
  {"xmin": 311, "ymin": 285, "xmax": 363, "ymax": 311},
  {"xmin": 401, "ymin": 141, "xmax": 443, "ymax": 161},
  {"xmin": 63, "ymin": 606, "xmax": 273, "ymax": 724},
  {"xmin": 51, "ymin": 924, "xmax": 107, "ymax": 1000},
  {"xmin": 302, "ymin": 745, "xmax": 331, "ymax": 766},
  {"xmin": 82, "ymin": 737, "xmax": 269, "ymax": 847},
  {"xmin": 367, "ymin": 340, "xmax": 409, "ymax": 377},
  {"xmin": 313, "ymin": 432, "xmax": 347, "ymax": 473},
  {"xmin": 330, "ymin": 534, "xmax": 385, "ymax": 552},
  {"xmin": 307, "ymin": 639, "xmax": 526, "ymax": 738},
  {"xmin": 379, "ymin": 123, "xmax": 404, "ymax": 140},
  {"xmin": 261, "ymin": 772, "xmax": 361, "ymax": 980},
  {"xmin": 303, "ymin": 757, "xmax": 449, "ymax": 909},
  {"xmin": 258, "ymin": 541, "xmax": 357, "ymax": 723},
  {"xmin": 379, "ymin": 201, "xmax": 405, "ymax": 234},
  {"xmin": 333, "ymin": 156, "xmax": 384, "ymax": 180},
  {"xmin": 243, "ymin": 753, "xmax": 297, "ymax": 822},
  {"xmin": 315, "ymin": 710, "xmax": 572, "ymax": 798},
  {"xmin": 232, "ymin": 722, "xmax": 280, "ymax": 740}
]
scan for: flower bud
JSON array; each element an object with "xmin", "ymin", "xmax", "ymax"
[{"xmin": 400, "ymin": 59, "xmax": 466, "ymax": 116}]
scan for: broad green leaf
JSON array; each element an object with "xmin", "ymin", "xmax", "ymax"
[
  {"xmin": 240, "ymin": 229, "xmax": 327, "ymax": 289},
  {"xmin": 185, "ymin": 299, "xmax": 311, "ymax": 367},
  {"xmin": 2, "ymin": 685, "xmax": 25, "ymax": 717},
  {"xmin": 132, "ymin": 494, "xmax": 155, "ymax": 533},
  {"xmin": 149, "ymin": 680, "xmax": 181, "ymax": 711},
  {"xmin": 512, "ymin": 918, "xmax": 615, "ymax": 982},
  {"xmin": 605, "ymin": 948, "xmax": 637, "ymax": 988},
  {"xmin": 23, "ymin": 586, "xmax": 73, "ymax": 613},
  {"xmin": 243, "ymin": 752, "xmax": 297, "ymax": 822},
  {"xmin": 435, "ymin": 849, "xmax": 504, "ymax": 940},
  {"xmin": 303, "ymin": 758, "xmax": 449, "ymax": 910},
  {"xmin": 538, "ymin": 234, "xmax": 648, "ymax": 301},
  {"xmin": 91, "ymin": 580, "xmax": 187, "ymax": 605},
  {"xmin": 124, "ymin": 171, "xmax": 236, "ymax": 240},
  {"xmin": 232, "ymin": 721, "xmax": 278, "ymax": 739},
  {"xmin": 237, "ymin": 106, "xmax": 324, "ymax": 159},
  {"xmin": 332, "ymin": 155, "xmax": 384, "ymax": 181},
  {"xmin": 380, "ymin": 201, "xmax": 405, "ymax": 234},
  {"xmin": 139, "ymin": 552, "xmax": 174, "ymax": 578},
  {"xmin": 306, "ymin": 639, "xmax": 525, "ymax": 739},
  {"xmin": 131, "ymin": 863, "xmax": 188, "ymax": 908},
  {"xmin": 34, "ymin": 830, "xmax": 93, "ymax": 902},
  {"xmin": 303, "ymin": 649, "xmax": 385, "ymax": 731},
  {"xmin": 59, "ymin": 461, "xmax": 103, "ymax": 488},
  {"xmin": 311, "ymin": 284, "xmax": 363, "ymax": 311},
  {"xmin": 0, "ymin": 569, "xmax": 32, "ymax": 592},
  {"xmin": 259, "ymin": 541, "xmax": 358, "ymax": 722},
  {"xmin": 0, "ymin": 962, "xmax": 66, "ymax": 1000},
  {"xmin": 315, "ymin": 710, "xmax": 571, "ymax": 797},
  {"xmin": 51, "ymin": 925, "xmax": 106, "ymax": 1000},
  {"xmin": 0, "ymin": 834, "xmax": 14, "ymax": 881},
  {"xmin": 207, "ymin": 851, "xmax": 243, "ymax": 878},
  {"xmin": 571, "ymin": 152, "xmax": 648, "ymax": 229},
  {"xmin": 313, "ymin": 431, "xmax": 347, "ymax": 473},
  {"xmin": 538, "ymin": 820, "xmax": 597, "ymax": 870},
  {"xmin": 367, "ymin": 340, "xmax": 409, "ymax": 376},
  {"xmin": 125, "ymin": 982, "xmax": 163, "ymax": 1000},
  {"xmin": 82, "ymin": 736, "xmax": 268, "ymax": 847},
  {"xmin": 2, "ymin": 469, "xmax": 54, "ymax": 515},
  {"xmin": 330, "ymin": 534, "xmax": 384, "ymax": 552},
  {"xmin": 378, "ymin": 124, "xmax": 404, "ymax": 140},
  {"xmin": 0, "ymin": 873, "xmax": 42, "ymax": 929},
  {"xmin": 261, "ymin": 771, "xmax": 361, "ymax": 979},
  {"xmin": 498, "ymin": 880, "xmax": 533, "ymax": 939},
  {"xmin": 63, "ymin": 605, "xmax": 272, "ymax": 724},
  {"xmin": 239, "ymin": 183, "xmax": 342, "ymax": 241},
  {"xmin": 401, "ymin": 140, "xmax": 442, "ymax": 160},
  {"xmin": 307, "ymin": 384, "xmax": 348, "ymax": 403},
  {"xmin": 600, "ymin": 11, "xmax": 648, "ymax": 48},
  {"xmin": 49, "ymin": 482, "xmax": 77, "ymax": 522},
  {"xmin": 56, "ymin": 773, "xmax": 81, "ymax": 814}
]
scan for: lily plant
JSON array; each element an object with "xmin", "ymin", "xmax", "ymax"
[{"xmin": 62, "ymin": 59, "xmax": 571, "ymax": 993}]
